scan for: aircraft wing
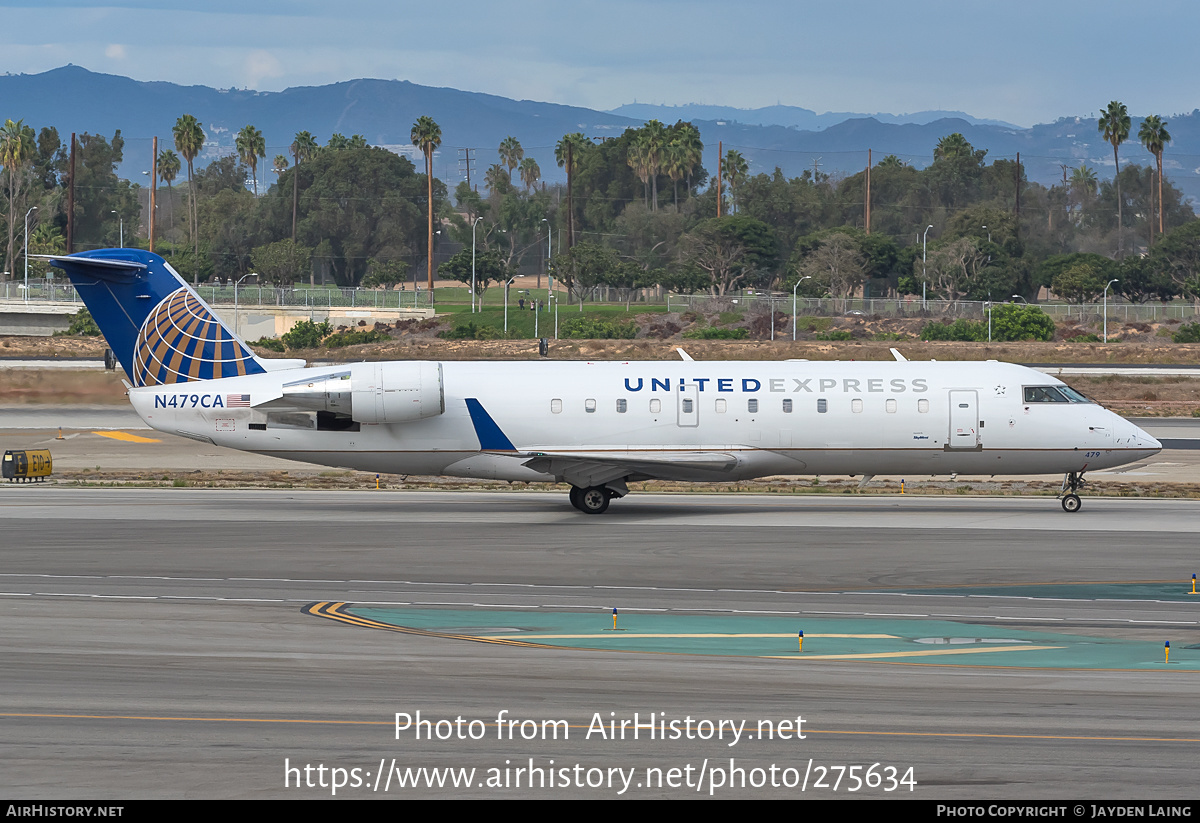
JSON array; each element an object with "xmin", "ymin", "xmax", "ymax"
[{"xmin": 520, "ymin": 450, "xmax": 739, "ymax": 487}]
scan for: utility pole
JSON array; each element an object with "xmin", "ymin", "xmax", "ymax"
[
  {"xmin": 865, "ymin": 149, "xmax": 872, "ymax": 234},
  {"xmin": 458, "ymin": 148, "xmax": 475, "ymax": 189},
  {"xmin": 717, "ymin": 141, "xmax": 722, "ymax": 217},
  {"xmin": 1014, "ymin": 152, "xmax": 1021, "ymax": 238},
  {"xmin": 67, "ymin": 133, "xmax": 76, "ymax": 254},
  {"xmin": 149, "ymin": 136, "xmax": 157, "ymax": 253}
]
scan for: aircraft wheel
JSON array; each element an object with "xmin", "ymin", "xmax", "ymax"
[
  {"xmin": 1061, "ymin": 494, "xmax": 1082, "ymax": 513},
  {"xmin": 568, "ymin": 486, "xmax": 584, "ymax": 511},
  {"xmin": 578, "ymin": 486, "xmax": 611, "ymax": 515}
]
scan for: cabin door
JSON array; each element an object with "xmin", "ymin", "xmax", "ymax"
[{"xmin": 948, "ymin": 390, "xmax": 981, "ymax": 449}]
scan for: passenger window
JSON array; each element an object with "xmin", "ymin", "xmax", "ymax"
[
  {"xmin": 551, "ymin": 399, "xmax": 562, "ymax": 414},
  {"xmin": 918, "ymin": 399, "xmax": 929, "ymax": 413},
  {"xmin": 682, "ymin": 399, "xmax": 693, "ymax": 413},
  {"xmin": 585, "ymin": 399, "xmax": 596, "ymax": 413},
  {"xmin": 715, "ymin": 398, "xmax": 727, "ymax": 413},
  {"xmin": 782, "ymin": 399, "xmax": 793, "ymax": 413},
  {"xmin": 650, "ymin": 399, "xmax": 661, "ymax": 413},
  {"xmin": 851, "ymin": 399, "xmax": 863, "ymax": 413},
  {"xmin": 748, "ymin": 399, "xmax": 758, "ymax": 413},
  {"xmin": 616, "ymin": 399, "xmax": 627, "ymax": 413},
  {"xmin": 886, "ymin": 399, "xmax": 897, "ymax": 413},
  {"xmin": 817, "ymin": 399, "xmax": 828, "ymax": 413}
]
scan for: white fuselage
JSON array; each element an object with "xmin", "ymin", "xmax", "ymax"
[{"xmin": 128, "ymin": 359, "xmax": 1161, "ymax": 483}]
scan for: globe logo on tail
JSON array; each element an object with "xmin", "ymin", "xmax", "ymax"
[{"xmin": 132, "ymin": 287, "xmax": 260, "ymax": 386}]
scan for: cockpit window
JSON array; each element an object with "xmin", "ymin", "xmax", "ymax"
[{"xmin": 1024, "ymin": 385, "xmax": 1091, "ymax": 404}]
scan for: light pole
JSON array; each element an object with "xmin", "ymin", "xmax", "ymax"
[
  {"xmin": 503, "ymin": 275, "xmax": 520, "ymax": 334},
  {"xmin": 1103, "ymin": 279, "xmax": 1119, "ymax": 342},
  {"xmin": 793, "ymin": 275, "xmax": 812, "ymax": 341},
  {"xmin": 542, "ymin": 218, "xmax": 552, "ymax": 313},
  {"xmin": 470, "ymin": 216, "xmax": 483, "ymax": 313},
  {"xmin": 922, "ymin": 224, "xmax": 933, "ymax": 310},
  {"xmin": 23, "ymin": 206, "xmax": 37, "ymax": 303},
  {"xmin": 233, "ymin": 272, "xmax": 255, "ymax": 338},
  {"xmin": 111, "ymin": 210, "xmax": 123, "ymax": 248},
  {"xmin": 1011, "ymin": 294, "xmax": 1028, "ymax": 303}
]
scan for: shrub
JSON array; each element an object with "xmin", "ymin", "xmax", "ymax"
[
  {"xmin": 988, "ymin": 304, "xmax": 1056, "ymax": 342},
  {"xmin": 280, "ymin": 319, "xmax": 332, "ymax": 349},
  {"xmin": 323, "ymin": 329, "xmax": 392, "ymax": 347},
  {"xmin": 1174, "ymin": 323, "xmax": 1200, "ymax": 343},
  {"xmin": 559, "ymin": 317, "xmax": 638, "ymax": 339},
  {"xmin": 920, "ymin": 319, "xmax": 986, "ymax": 341},
  {"xmin": 682, "ymin": 326, "xmax": 748, "ymax": 339},
  {"xmin": 57, "ymin": 308, "xmax": 101, "ymax": 336},
  {"xmin": 814, "ymin": 329, "xmax": 854, "ymax": 341},
  {"xmin": 251, "ymin": 336, "xmax": 286, "ymax": 352}
]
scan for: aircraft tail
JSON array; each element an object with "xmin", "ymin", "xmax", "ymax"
[{"xmin": 49, "ymin": 249, "xmax": 268, "ymax": 387}]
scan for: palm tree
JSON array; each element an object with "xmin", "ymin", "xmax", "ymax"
[
  {"xmin": 172, "ymin": 114, "xmax": 205, "ymax": 262},
  {"xmin": 672, "ymin": 121, "xmax": 703, "ymax": 195},
  {"xmin": 1098, "ymin": 101, "xmax": 1131, "ymax": 255},
  {"xmin": 157, "ymin": 149, "xmax": 181, "ymax": 243},
  {"xmin": 626, "ymin": 133, "xmax": 652, "ymax": 206},
  {"xmin": 642, "ymin": 120, "xmax": 667, "ymax": 211},
  {"xmin": 722, "ymin": 149, "xmax": 748, "ymax": 213},
  {"xmin": 498, "ymin": 136, "xmax": 523, "ymax": 176},
  {"xmin": 235, "ymin": 125, "xmax": 266, "ymax": 196},
  {"xmin": 0, "ymin": 118, "xmax": 35, "ymax": 279},
  {"xmin": 411, "ymin": 116, "xmax": 442, "ymax": 292},
  {"xmin": 1068, "ymin": 164, "xmax": 1097, "ymax": 225},
  {"xmin": 663, "ymin": 139, "xmax": 687, "ymax": 208},
  {"xmin": 556, "ymin": 133, "xmax": 590, "ymax": 250},
  {"xmin": 518, "ymin": 157, "xmax": 540, "ymax": 192},
  {"xmin": 272, "ymin": 154, "xmax": 289, "ymax": 176},
  {"xmin": 289, "ymin": 131, "xmax": 318, "ymax": 243},
  {"xmin": 1139, "ymin": 115, "xmax": 1171, "ymax": 238}
]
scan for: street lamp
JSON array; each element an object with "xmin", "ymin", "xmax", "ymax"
[
  {"xmin": 471, "ymin": 216, "xmax": 483, "ymax": 313},
  {"xmin": 792, "ymin": 276, "xmax": 811, "ymax": 341},
  {"xmin": 1103, "ymin": 279, "xmax": 1119, "ymax": 342},
  {"xmin": 233, "ymin": 272, "xmax": 256, "ymax": 338},
  {"xmin": 1011, "ymin": 294, "xmax": 1028, "ymax": 304},
  {"xmin": 23, "ymin": 206, "xmax": 38, "ymax": 303},
  {"xmin": 503, "ymin": 275, "xmax": 521, "ymax": 334},
  {"xmin": 922, "ymin": 225, "xmax": 933, "ymax": 310},
  {"xmin": 111, "ymin": 210, "xmax": 123, "ymax": 248}
]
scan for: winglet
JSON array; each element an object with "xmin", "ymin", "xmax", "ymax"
[{"xmin": 464, "ymin": 398, "xmax": 516, "ymax": 451}]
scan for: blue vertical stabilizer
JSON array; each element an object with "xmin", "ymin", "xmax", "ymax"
[{"xmin": 49, "ymin": 249, "xmax": 266, "ymax": 386}]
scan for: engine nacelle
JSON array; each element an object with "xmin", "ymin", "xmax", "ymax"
[
  {"xmin": 279, "ymin": 361, "xmax": 444, "ymax": 424},
  {"xmin": 350, "ymin": 361, "xmax": 444, "ymax": 424}
]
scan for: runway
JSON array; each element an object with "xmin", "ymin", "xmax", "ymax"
[{"xmin": 2, "ymin": 489, "xmax": 1199, "ymax": 799}]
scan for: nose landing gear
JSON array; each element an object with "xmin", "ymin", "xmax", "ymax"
[{"xmin": 1059, "ymin": 471, "xmax": 1086, "ymax": 513}]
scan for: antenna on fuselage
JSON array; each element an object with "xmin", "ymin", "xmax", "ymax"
[
  {"xmin": 675, "ymin": 347, "xmax": 694, "ymax": 362},
  {"xmin": 889, "ymin": 348, "xmax": 907, "ymax": 362}
]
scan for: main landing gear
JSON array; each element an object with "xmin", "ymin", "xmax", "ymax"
[
  {"xmin": 1059, "ymin": 471, "xmax": 1086, "ymax": 513},
  {"xmin": 569, "ymin": 485, "xmax": 618, "ymax": 515}
]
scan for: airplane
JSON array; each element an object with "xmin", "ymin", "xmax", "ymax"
[{"xmin": 48, "ymin": 248, "xmax": 1161, "ymax": 514}]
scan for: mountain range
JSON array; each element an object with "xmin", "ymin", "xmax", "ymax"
[{"xmin": 3, "ymin": 66, "xmax": 1199, "ymax": 201}]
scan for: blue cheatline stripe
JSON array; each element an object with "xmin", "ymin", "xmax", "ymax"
[{"xmin": 464, "ymin": 399, "xmax": 516, "ymax": 451}]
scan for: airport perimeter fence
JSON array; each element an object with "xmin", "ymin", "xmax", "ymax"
[
  {"xmin": 0, "ymin": 281, "xmax": 434, "ymax": 311},
  {"xmin": 3, "ymin": 279, "xmax": 1198, "ymax": 324}
]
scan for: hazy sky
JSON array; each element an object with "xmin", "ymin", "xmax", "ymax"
[{"xmin": 0, "ymin": 1, "xmax": 1192, "ymax": 127}]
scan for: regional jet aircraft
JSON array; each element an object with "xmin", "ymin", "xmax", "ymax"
[{"xmin": 49, "ymin": 249, "xmax": 1160, "ymax": 514}]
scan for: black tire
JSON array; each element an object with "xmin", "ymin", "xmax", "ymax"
[
  {"xmin": 568, "ymin": 486, "xmax": 584, "ymax": 511},
  {"xmin": 1061, "ymin": 494, "xmax": 1082, "ymax": 513},
  {"xmin": 578, "ymin": 486, "xmax": 611, "ymax": 515}
]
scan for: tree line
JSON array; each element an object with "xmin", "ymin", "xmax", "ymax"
[{"xmin": 2, "ymin": 99, "xmax": 1197, "ymax": 307}]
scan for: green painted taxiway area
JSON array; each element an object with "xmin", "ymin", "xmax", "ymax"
[{"xmin": 305, "ymin": 598, "xmax": 1200, "ymax": 671}]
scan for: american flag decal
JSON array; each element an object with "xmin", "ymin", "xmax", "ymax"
[{"xmin": 226, "ymin": 394, "xmax": 251, "ymax": 408}]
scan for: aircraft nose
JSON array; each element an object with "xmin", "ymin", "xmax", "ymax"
[{"xmin": 1123, "ymin": 418, "xmax": 1161, "ymax": 452}]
